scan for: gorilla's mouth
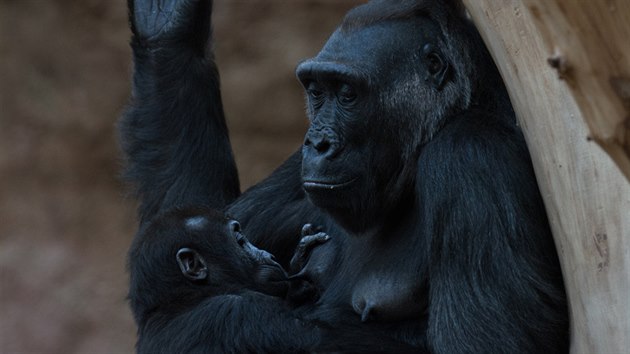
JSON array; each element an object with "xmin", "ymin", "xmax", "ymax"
[
  {"xmin": 254, "ymin": 262, "xmax": 289, "ymax": 297},
  {"xmin": 303, "ymin": 177, "xmax": 358, "ymax": 191},
  {"xmin": 258, "ymin": 262, "xmax": 288, "ymax": 281}
]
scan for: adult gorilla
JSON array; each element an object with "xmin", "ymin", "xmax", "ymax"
[{"xmin": 120, "ymin": 0, "xmax": 569, "ymax": 352}]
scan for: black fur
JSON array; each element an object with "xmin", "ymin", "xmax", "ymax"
[
  {"xmin": 128, "ymin": 207, "xmax": 418, "ymax": 353},
  {"xmin": 120, "ymin": 0, "xmax": 569, "ymax": 353},
  {"xmin": 127, "ymin": 207, "xmax": 305, "ymax": 353}
]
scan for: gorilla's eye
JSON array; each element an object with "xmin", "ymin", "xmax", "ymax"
[
  {"xmin": 338, "ymin": 84, "xmax": 356, "ymax": 104},
  {"xmin": 426, "ymin": 52, "xmax": 443, "ymax": 75},
  {"xmin": 307, "ymin": 82, "xmax": 324, "ymax": 100}
]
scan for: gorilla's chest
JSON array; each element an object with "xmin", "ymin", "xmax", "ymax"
[{"xmin": 306, "ymin": 234, "xmax": 427, "ymax": 323}]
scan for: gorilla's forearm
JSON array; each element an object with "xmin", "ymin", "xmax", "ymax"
[{"xmin": 120, "ymin": 0, "xmax": 239, "ymax": 224}]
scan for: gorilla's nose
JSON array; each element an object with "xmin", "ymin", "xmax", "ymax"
[{"xmin": 304, "ymin": 129, "xmax": 340, "ymax": 159}]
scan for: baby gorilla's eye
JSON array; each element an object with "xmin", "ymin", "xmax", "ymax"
[{"xmin": 426, "ymin": 52, "xmax": 443, "ymax": 75}]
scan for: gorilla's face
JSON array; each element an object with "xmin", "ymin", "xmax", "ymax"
[{"xmin": 296, "ymin": 18, "xmax": 452, "ymax": 233}]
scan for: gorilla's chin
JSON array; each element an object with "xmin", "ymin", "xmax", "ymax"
[{"xmin": 302, "ymin": 177, "xmax": 359, "ymax": 207}]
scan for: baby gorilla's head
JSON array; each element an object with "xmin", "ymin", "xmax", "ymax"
[
  {"xmin": 175, "ymin": 209, "xmax": 288, "ymax": 293},
  {"xmin": 128, "ymin": 207, "xmax": 288, "ymax": 325}
]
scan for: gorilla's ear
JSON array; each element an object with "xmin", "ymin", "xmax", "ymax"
[
  {"xmin": 176, "ymin": 248, "xmax": 208, "ymax": 281},
  {"xmin": 423, "ymin": 43, "xmax": 450, "ymax": 90}
]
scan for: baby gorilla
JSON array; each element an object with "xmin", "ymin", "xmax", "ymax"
[
  {"xmin": 128, "ymin": 207, "xmax": 415, "ymax": 353},
  {"xmin": 129, "ymin": 209, "xmax": 417, "ymax": 353},
  {"xmin": 127, "ymin": 207, "xmax": 324, "ymax": 353}
]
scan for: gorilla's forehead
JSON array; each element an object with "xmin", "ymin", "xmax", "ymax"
[
  {"xmin": 316, "ymin": 19, "xmax": 440, "ymax": 68},
  {"xmin": 184, "ymin": 215, "xmax": 210, "ymax": 231}
]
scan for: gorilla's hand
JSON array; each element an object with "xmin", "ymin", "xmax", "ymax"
[
  {"xmin": 128, "ymin": 0, "xmax": 212, "ymax": 48},
  {"xmin": 289, "ymin": 224, "xmax": 331, "ymax": 274}
]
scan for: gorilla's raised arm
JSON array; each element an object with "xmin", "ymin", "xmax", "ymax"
[{"xmin": 120, "ymin": 0, "xmax": 240, "ymax": 225}]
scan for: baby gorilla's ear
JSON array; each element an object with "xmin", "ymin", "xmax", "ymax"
[{"xmin": 176, "ymin": 248, "xmax": 209, "ymax": 281}]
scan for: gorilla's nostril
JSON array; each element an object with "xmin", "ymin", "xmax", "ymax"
[
  {"xmin": 314, "ymin": 139, "xmax": 331, "ymax": 153},
  {"xmin": 229, "ymin": 220, "xmax": 241, "ymax": 233}
]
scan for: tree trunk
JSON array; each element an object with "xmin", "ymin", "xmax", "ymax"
[{"xmin": 461, "ymin": 1, "xmax": 630, "ymax": 353}]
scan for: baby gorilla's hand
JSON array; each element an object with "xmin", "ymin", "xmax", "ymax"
[{"xmin": 289, "ymin": 224, "xmax": 331, "ymax": 274}]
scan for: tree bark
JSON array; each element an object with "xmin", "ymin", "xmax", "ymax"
[{"xmin": 461, "ymin": 1, "xmax": 630, "ymax": 353}]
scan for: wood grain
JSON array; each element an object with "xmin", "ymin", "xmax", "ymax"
[{"xmin": 461, "ymin": 1, "xmax": 630, "ymax": 352}]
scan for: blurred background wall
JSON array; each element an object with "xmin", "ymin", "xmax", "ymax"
[{"xmin": 0, "ymin": 1, "xmax": 361, "ymax": 352}]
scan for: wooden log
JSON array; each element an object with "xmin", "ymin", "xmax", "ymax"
[
  {"xmin": 522, "ymin": 0, "xmax": 630, "ymax": 182},
  {"xmin": 461, "ymin": 1, "xmax": 630, "ymax": 353}
]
